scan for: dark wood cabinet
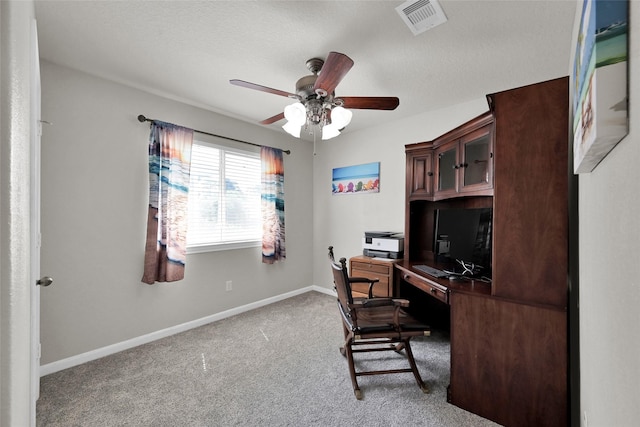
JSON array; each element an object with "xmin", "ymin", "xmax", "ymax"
[
  {"xmin": 400, "ymin": 77, "xmax": 570, "ymax": 426},
  {"xmin": 405, "ymin": 112, "xmax": 494, "ymax": 203},
  {"xmin": 489, "ymin": 78, "xmax": 569, "ymax": 308},
  {"xmin": 449, "ymin": 292, "xmax": 567, "ymax": 427}
]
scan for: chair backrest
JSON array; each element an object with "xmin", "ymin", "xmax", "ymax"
[{"xmin": 328, "ymin": 247, "xmax": 354, "ymax": 313}]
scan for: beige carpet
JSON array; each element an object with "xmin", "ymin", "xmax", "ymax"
[{"xmin": 37, "ymin": 291, "xmax": 499, "ymax": 426}]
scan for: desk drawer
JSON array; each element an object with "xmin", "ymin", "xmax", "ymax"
[
  {"xmin": 350, "ymin": 268, "xmax": 390, "ymax": 297},
  {"xmin": 349, "ymin": 257, "xmax": 394, "ymax": 297},
  {"xmin": 351, "ymin": 261, "xmax": 390, "ymax": 276},
  {"xmin": 401, "ymin": 271, "xmax": 448, "ymax": 304}
]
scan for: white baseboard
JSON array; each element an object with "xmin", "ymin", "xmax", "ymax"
[{"xmin": 40, "ymin": 285, "xmax": 335, "ymax": 377}]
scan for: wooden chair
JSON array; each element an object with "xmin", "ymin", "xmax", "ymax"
[{"xmin": 328, "ymin": 246, "xmax": 431, "ymax": 399}]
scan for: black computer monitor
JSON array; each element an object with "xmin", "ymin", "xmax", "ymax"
[{"xmin": 433, "ymin": 207, "xmax": 492, "ymax": 277}]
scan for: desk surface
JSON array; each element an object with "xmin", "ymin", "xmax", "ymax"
[{"xmin": 395, "ymin": 261, "xmax": 491, "ymax": 302}]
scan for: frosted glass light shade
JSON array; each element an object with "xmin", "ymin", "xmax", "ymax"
[
  {"xmin": 283, "ymin": 102, "xmax": 306, "ymax": 126},
  {"xmin": 330, "ymin": 106, "xmax": 352, "ymax": 129},
  {"xmin": 322, "ymin": 124, "xmax": 341, "ymax": 140},
  {"xmin": 282, "ymin": 120, "xmax": 301, "ymax": 138}
]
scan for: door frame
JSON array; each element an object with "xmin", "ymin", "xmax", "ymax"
[
  {"xmin": 30, "ymin": 16, "xmax": 42, "ymax": 426},
  {"xmin": 0, "ymin": 2, "xmax": 37, "ymax": 426}
]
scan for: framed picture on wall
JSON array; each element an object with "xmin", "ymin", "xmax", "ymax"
[
  {"xmin": 572, "ymin": 0, "xmax": 629, "ymax": 174},
  {"xmin": 332, "ymin": 162, "xmax": 380, "ymax": 195}
]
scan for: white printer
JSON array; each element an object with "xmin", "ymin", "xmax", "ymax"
[{"xmin": 362, "ymin": 231, "xmax": 404, "ymax": 259}]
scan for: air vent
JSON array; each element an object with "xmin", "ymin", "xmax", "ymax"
[{"xmin": 396, "ymin": 0, "xmax": 447, "ymax": 35}]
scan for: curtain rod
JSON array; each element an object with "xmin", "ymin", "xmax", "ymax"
[{"xmin": 137, "ymin": 115, "xmax": 291, "ymax": 155}]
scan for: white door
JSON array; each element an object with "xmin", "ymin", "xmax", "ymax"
[{"xmin": 30, "ymin": 18, "xmax": 47, "ymax": 426}]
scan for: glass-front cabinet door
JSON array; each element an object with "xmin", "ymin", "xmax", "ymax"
[
  {"xmin": 433, "ymin": 122, "xmax": 493, "ymax": 199},
  {"xmin": 460, "ymin": 124, "xmax": 493, "ymax": 192},
  {"xmin": 435, "ymin": 141, "xmax": 458, "ymax": 196}
]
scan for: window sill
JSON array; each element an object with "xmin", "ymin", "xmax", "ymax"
[{"xmin": 187, "ymin": 240, "xmax": 261, "ymax": 254}]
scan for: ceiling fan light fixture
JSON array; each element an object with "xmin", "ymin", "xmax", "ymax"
[
  {"xmin": 281, "ymin": 101, "xmax": 352, "ymax": 140},
  {"xmin": 282, "ymin": 120, "xmax": 302, "ymax": 138},
  {"xmin": 305, "ymin": 99, "xmax": 324, "ymax": 126}
]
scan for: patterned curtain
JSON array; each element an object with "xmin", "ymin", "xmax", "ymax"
[
  {"xmin": 142, "ymin": 121, "xmax": 193, "ymax": 284},
  {"xmin": 261, "ymin": 146, "xmax": 286, "ymax": 264}
]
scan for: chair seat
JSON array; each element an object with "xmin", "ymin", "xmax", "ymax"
[{"xmin": 346, "ymin": 302, "xmax": 429, "ymax": 335}]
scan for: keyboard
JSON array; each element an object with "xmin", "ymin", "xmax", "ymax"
[{"xmin": 413, "ymin": 264, "xmax": 448, "ymax": 278}]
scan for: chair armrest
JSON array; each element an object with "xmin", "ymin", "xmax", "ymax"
[
  {"xmin": 390, "ymin": 298, "xmax": 410, "ymax": 308},
  {"xmin": 360, "ymin": 298, "xmax": 394, "ymax": 308},
  {"xmin": 348, "ymin": 276, "xmax": 380, "ymax": 299},
  {"xmin": 348, "ymin": 277, "xmax": 379, "ymax": 284},
  {"xmin": 351, "ymin": 298, "xmax": 410, "ymax": 309}
]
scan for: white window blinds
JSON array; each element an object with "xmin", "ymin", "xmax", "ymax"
[{"xmin": 187, "ymin": 141, "xmax": 261, "ymax": 251}]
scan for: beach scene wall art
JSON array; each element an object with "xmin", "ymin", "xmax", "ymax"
[
  {"xmin": 332, "ymin": 162, "xmax": 380, "ymax": 195},
  {"xmin": 573, "ymin": 0, "xmax": 628, "ymax": 173}
]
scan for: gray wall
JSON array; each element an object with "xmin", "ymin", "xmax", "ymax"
[
  {"xmin": 577, "ymin": 3, "xmax": 639, "ymax": 425},
  {"xmin": 39, "ymin": 61, "xmax": 314, "ymax": 365}
]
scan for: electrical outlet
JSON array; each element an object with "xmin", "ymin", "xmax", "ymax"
[{"xmin": 225, "ymin": 280, "xmax": 232, "ymax": 291}]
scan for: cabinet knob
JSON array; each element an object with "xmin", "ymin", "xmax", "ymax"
[
  {"xmin": 453, "ymin": 164, "xmax": 459, "ymax": 169},
  {"xmin": 430, "ymin": 288, "xmax": 437, "ymax": 294},
  {"xmin": 461, "ymin": 163, "xmax": 468, "ymax": 168},
  {"xmin": 427, "ymin": 171, "xmax": 433, "ymax": 176}
]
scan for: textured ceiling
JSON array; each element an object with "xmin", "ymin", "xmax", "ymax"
[{"xmin": 34, "ymin": 0, "xmax": 578, "ymax": 139}]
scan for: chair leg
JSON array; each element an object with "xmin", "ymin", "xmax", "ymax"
[
  {"xmin": 394, "ymin": 342, "xmax": 405, "ymax": 353},
  {"xmin": 404, "ymin": 339, "xmax": 429, "ymax": 394},
  {"xmin": 344, "ymin": 341, "xmax": 362, "ymax": 400},
  {"xmin": 339, "ymin": 324, "xmax": 350, "ymax": 357}
]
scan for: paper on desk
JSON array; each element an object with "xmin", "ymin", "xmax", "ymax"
[{"xmin": 372, "ymin": 257, "xmax": 395, "ymax": 262}]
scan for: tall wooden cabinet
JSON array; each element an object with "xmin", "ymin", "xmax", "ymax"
[{"xmin": 401, "ymin": 77, "xmax": 570, "ymax": 427}]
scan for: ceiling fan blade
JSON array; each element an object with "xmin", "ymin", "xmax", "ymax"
[
  {"xmin": 339, "ymin": 97, "xmax": 400, "ymax": 110},
  {"xmin": 313, "ymin": 52, "xmax": 354, "ymax": 95},
  {"xmin": 230, "ymin": 79, "xmax": 297, "ymax": 99},
  {"xmin": 260, "ymin": 112, "xmax": 285, "ymax": 125}
]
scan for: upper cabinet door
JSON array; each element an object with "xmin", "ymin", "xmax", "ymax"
[
  {"xmin": 407, "ymin": 149, "xmax": 434, "ymax": 199},
  {"xmin": 433, "ymin": 121, "xmax": 494, "ymax": 200}
]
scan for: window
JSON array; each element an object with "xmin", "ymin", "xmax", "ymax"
[{"xmin": 187, "ymin": 140, "xmax": 261, "ymax": 252}]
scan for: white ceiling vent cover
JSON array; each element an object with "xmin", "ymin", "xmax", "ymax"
[{"xmin": 396, "ymin": 0, "xmax": 447, "ymax": 35}]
